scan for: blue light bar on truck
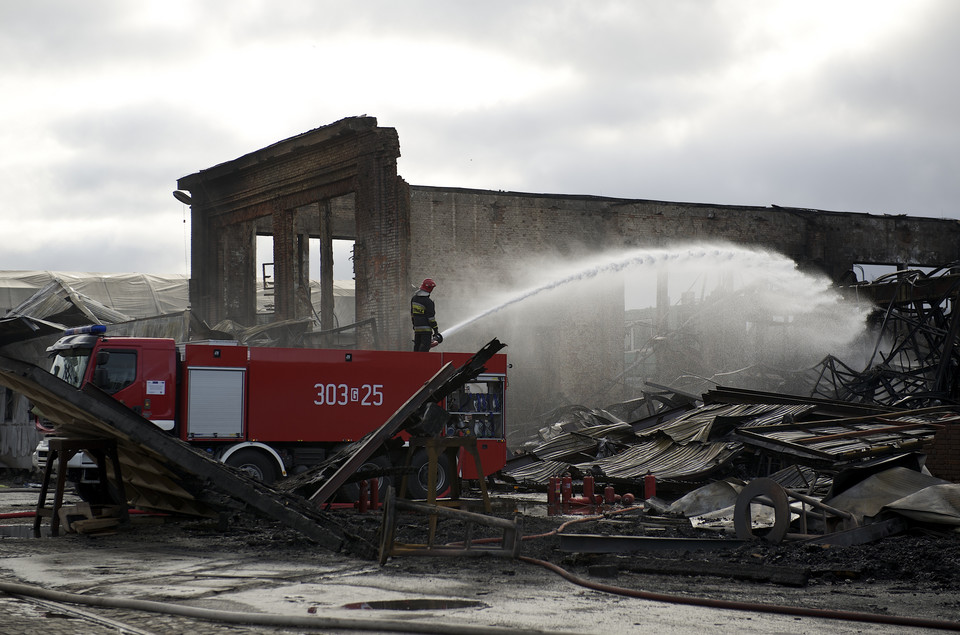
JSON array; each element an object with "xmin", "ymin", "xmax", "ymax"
[{"xmin": 62, "ymin": 325, "xmax": 107, "ymax": 336}]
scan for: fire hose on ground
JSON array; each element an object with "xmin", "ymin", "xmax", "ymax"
[
  {"xmin": 0, "ymin": 579, "xmax": 560, "ymax": 635},
  {"xmin": 517, "ymin": 554, "xmax": 960, "ymax": 632},
  {"xmin": 443, "ymin": 504, "xmax": 960, "ymax": 632}
]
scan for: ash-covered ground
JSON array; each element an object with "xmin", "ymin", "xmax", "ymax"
[
  {"xmin": 4, "ymin": 469, "xmax": 960, "ymax": 630},
  {"xmin": 5, "ymin": 467, "xmax": 960, "ymax": 590}
]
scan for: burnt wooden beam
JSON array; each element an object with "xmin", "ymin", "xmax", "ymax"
[{"xmin": 0, "ymin": 353, "xmax": 371, "ymax": 555}]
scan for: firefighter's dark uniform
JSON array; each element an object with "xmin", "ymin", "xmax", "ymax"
[{"xmin": 411, "ymin": 291, "xmax": 438, "ymax": 352}]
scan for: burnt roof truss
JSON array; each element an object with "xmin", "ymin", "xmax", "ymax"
[{"xmin": 811, "ymin": 267, "xmax": 960, "ymax": 407}]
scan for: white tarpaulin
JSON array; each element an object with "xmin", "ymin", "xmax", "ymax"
[
  {"xmin": 0, "ymin": 271, "xmax": 355, "ymax": 326},
  {"xmin": 0, "ymin": 271, "xmax": 189, "ymax": 319}
]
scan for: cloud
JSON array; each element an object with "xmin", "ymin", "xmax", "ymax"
[{"xmin": 1, "ymin": 0, "xmax": 958, "ymax": 277}]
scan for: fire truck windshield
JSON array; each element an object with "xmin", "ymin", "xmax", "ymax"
[{"xmin": 49, "ymin": 349, "xmax": 92, "ymax": 388}]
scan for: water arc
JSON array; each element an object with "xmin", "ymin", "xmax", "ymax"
[{"xmin": 441, "ymin": 244, "xmax": 793, "ymax": 338}]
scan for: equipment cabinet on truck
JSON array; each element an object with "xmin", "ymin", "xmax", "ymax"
[{"xmin": 37, "ymin": 326, "xmax": 508, "ymax": 500}]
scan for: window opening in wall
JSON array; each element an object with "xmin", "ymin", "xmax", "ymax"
[
  {"xmin": 307, "ymin": 238, "xmax": 355, "ymax": 282},
  {"xmin": 334, "ymin": 239, "xmax": 355, "ymax": 281},
  {"xmin": 255, "ymin": 234, "xmax": 355, "ymax": 321},
  {"xmin": 309, "ymin": 239, "xmax": 355, "ymax": 281},
  {"xmin": 257, "ymin": 235, "xmax": 274, "ymax": 313},
  {"xmin": 309, "ymin": 237, "xmax": 321, "ymax": 282}
]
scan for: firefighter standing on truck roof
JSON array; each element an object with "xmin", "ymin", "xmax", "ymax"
[{"xmin": 411, "ymin": 278, "xmax": 442, "ymax": 352}]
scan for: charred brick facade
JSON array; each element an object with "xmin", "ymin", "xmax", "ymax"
[{"xmin": 178, "ymin": 117, "xmax": 409, "ymax": 349}]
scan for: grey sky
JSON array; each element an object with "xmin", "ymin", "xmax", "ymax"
[{"xmin": 3, "ymin": 1, "xmax": 958, "ymax": 277}]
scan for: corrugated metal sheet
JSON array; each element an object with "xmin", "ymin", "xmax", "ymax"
[
  {"xmin": 504, "ymin": 402, "xmax": 747, "ymax": 484},
  {"xmin": 529, "ymin": 422, "xmax": 634, "ymax": 461},
  {"xmin": 736, "ymin": 411, "xmax": 950, "ymax": 461},
  {"xmin": 503, "ymin": 390, "xmax": 954, "ymax": 489},
  {"xmin": 574, "ymin": 437, "xmax": 741, "ymax": 480},
  {"xmin": 501, "ymin": 460, "xmax": 572, "ymax": 483}
]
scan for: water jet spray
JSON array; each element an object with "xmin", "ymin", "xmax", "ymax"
[{"xmin": 441, "ymin": 244, "xmax": 797, "ymax": 339}]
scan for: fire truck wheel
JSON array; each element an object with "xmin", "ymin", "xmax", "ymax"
[
  {"xmin": 225, "ymin": 449, "xmax": 278, "ymax": 483},
  {"xmin": 337, "ymin": 455, "xmax": 393, "ymax": 502},
  {"xmin": 406, "ymin": 449, "xmax": 451, "ymax": 499}
]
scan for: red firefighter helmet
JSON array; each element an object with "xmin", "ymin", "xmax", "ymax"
[{"xmin": 420, "ymin": 278, "xmax": 436, "ymax": 292}]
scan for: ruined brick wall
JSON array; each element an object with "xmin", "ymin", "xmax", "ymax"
[
  {"xmin": 410, "ymin": 187, "xmax": 960, "ymax": 284},
  {"xmin": 924, "ymin": 425, "xmax": 960, "ymax": 483}
]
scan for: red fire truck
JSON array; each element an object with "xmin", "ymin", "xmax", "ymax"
[{"xmin": 38, "ymin": 325, "xmax": 507, "ymax": 499}]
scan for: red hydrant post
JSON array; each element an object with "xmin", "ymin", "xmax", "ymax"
[
  {"xmin": 582, "ymin": 476, "xmax": 596, "ymax": 512},
  {"xmin": 357, "ymin": 480, "xmax": 369, "ymax": 513},
  {"xmin": 561, "ymin": 476, "xmax": 573, "ymax": 512},
  {"xmin": 644, "ymin": 473, "xmax": 657, "ymax": 500},
  {"xmin": 547, "ymin": 477, "xmax": 560, "ymax": 515},
  {"xmin": 582, "ymin": 475, "xmax": 595, "ymax": 499}
]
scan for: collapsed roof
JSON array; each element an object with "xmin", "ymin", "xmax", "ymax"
[
  {"xmin": 506, "ymin": 267, "xmax": 960, "ymax": 497},
  {"xmin": 503, "ymin": 387, "xmax": 950, "ymax": 489},
  {"xmin": 811, "ymin": 266, "xmax": 960, "ymax": 407}
]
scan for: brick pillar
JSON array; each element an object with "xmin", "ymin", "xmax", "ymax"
[
  {"xmin": 189, "ymin": 193, "xmax": 221, "ymax": 326},
  {"xmin": 272, "ymin": 207, "xmax": 296, "ymax": 321},
  {"xmin": 318, "ymin": 199, "xmax": 335, "ymax": 331},
  {"xmin": 354, "ymin": 129, "xmax": 410, "ymax": 350},
  {"xmin": 221, "ymin": 221, "xmax": 257, "ymax": 325}
]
